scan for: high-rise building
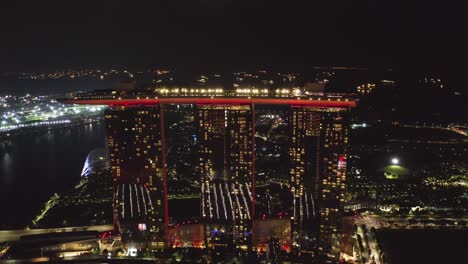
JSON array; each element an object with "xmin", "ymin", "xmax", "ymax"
[
  {"xmin": 104, "ymin": 106, "xmax": 168, "ymax": 249},
  {"xmin": 289, "ymin": 108, "xmax": 321, "ymax": 250},
  {"xmin": 196, "ymin": 104, "xmax": 254, "ymax": 252},
  {"xmin": 289, "ymin": 107, "xmax": 350, "ymax": 261},
  {"xmin": 318, "ymin": 111, "xmax": 349, "ymax": 261}
]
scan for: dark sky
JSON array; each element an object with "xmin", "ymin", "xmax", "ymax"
[{"xmin": 1, "ymin": 0, "xmax": 466, "ymax": 77}]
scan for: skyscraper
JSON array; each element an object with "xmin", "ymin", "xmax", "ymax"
[
  {"xmin": 196, "ymin": 104, "xmax": 254, "ymax": 252},
  {"xmin": 289, "ymin": 108, "xmax": 321, "ymax": 250},
  {"xmin": 318, "ymin": 111, "xmax": 349, "ymax": 261},
  {"xmin": 105, "ymin": 106, "xmax": 168, "ymax": 249},
  {"xmin": 289, "ymin": 107, "xmax": 350, "ymax": 260}
]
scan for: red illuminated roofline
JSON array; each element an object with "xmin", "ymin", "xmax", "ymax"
[{"xmin": 59, "ymin": 97, "xmax": 356, "ymax": 108}]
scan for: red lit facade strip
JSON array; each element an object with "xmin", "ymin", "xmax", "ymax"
[
  {"xmin": 60, "ymin": 97, "xmax": 356, "ymax": 108},
  {"xmin": 159, "ymin": 105, "xmax": 170, "ymax": 246}
]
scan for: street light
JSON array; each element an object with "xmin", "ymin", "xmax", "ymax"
[{"xmin": 391, "ymin": 157, "xmax": 399, "ymax": 165}]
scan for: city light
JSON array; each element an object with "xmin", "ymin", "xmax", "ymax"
[{"xmin": 0, "ymin": 0, "xmax": 465, "ymax": 262}]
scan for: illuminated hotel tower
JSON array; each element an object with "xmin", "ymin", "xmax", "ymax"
[
  {"xmin": 289, "ymin": 108, "xmax": 321, "ymax": 244},
  {"xmin": 196, "ymin": 104, "xmax": 254, "ymax": 251},
  {"xmin": 104, "ymin": 106, "xmax": 168, "ymax": 249},
  {"xmin": 59, "ymin": 87, "xmax": 356, "ymax": 259},
  {"xmin": 289, "ymin": 107, "xmax": 349, "ymax": 260},
  {"xmin": 318, "ymin": 111, "xmax": 349, "ymax": 261}
]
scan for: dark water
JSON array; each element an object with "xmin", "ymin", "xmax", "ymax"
[{"xmin": 0, "ymin": 122, "xmax": 107, "ymax": 229}]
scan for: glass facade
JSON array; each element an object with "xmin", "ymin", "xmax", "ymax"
[
  {"xmin": 105, "ymin": 106, "xmax": 167, "ymax": 249},
  {"xmin": 290, "ymin": 108, "xmax": 350, "ymax": 261},
  {"xmin": 196, "ymin": 105, "xmax": 254, "ymax": 252},
  {"xmin": 101, "ymin": 100, "xmax": 351, "ymax": 260}
]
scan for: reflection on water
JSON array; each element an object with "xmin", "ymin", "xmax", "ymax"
[{"xmin": 0, "ymin": 122, "xmax": 107, "ymax": 229}]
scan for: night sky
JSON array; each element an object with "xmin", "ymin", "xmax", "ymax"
[{"xmin": 1, "ymin": 1, "xmax": 466, "ymax": 79}]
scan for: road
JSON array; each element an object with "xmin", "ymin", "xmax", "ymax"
[
  {"xmin": 357, "ymin": 213, "xmax": 467, "ymax": 230},
  {"xmin": 341, "ymin": 212, "xmax": 468, "ymax": 264}
]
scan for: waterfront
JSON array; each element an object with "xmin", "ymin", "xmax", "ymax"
[
  {"xmin": 0, "ymin": 117, "xmax": 201, "ymax": 229},
  {"xmin": 0, "ymin": 122, "xmax": 107, "ymax": 229}
]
